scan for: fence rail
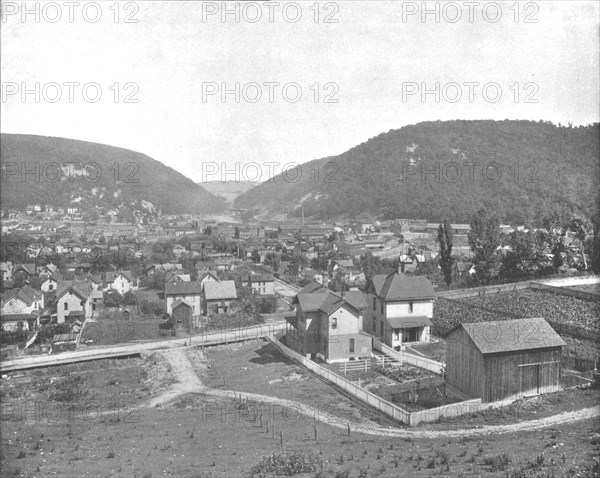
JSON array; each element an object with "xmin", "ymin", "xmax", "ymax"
[
  {"xmin": 339, "ymin": 359, "xmax": 370, "ymax": 375},
  {"xmin": 266, "ymin": 332, "xmax": 478, "ymax": 425}
]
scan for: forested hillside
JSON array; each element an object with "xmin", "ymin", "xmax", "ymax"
[
  {"xmin": 0, "ymin": 134, "xmax": 226, "ymax": 215},
  {"xmin": 234, "ymin": 120, "xmax": 599, "ymax": 224}
]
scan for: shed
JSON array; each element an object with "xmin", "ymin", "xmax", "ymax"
[{"xmin": 446, "ymin": 318, "xmax": 565, "ymax": 402}]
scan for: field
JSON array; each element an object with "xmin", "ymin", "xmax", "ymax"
[
  {"xmin": 461, "ymin": 289, "xmax": 600, "ymax": 334},
  {"xmin": 566, "ymin": 283, "xmax": 600, "ymax": 296},
  {"xmin": 1, "ymin": 340, "xmax": 599, "ymax": 478}
]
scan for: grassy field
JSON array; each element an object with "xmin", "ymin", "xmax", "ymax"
[{"xmin": 1, "ymin": 346, "xmax": 599, "ymax": 477}]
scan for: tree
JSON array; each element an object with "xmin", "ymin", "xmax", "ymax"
[
  {"xmin": 437, "ymin": 220, "xmax": 454, "ymax": 286},
  {"xmin": 500, "ymin": 230, "xmax": 552, "ymax": 281},
  {"xmin": 568, "ymin": 216, "xmax": 592, "ymax": 270},
  {"xmin": 468, "ymin": 208, "xmax": 501, "ymax": 284}
]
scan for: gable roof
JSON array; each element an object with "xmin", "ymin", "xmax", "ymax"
[
  {"xmin": 106, "ymin": 271, "xmax": 133, "ymax": 283},
  {"xmin": 245, "ymin": 273, "xmax": 274, "ymax": 283},
  {"xmin": 171, "ymin": 298, "xmax": 192, "ymax": 309},
  {"xmin": 203, "ymin": 280, "xmax": 237, "ymax": 300},
  {"xmin": 13, "ymin": 263, "xmax": 36, "ymax": 275},
  {"xmin": 459, "ymin": 318, "xmax": 566, "ymax": 354},
  {"xmin": 335, "ymin": 259, "xmax": 354, "ymax": 269},
  {"xmin": 2, "ymin": 286, "xmax": 42, "ymax": 306},
  {"xmin": 343, "ymin": 290, "xmax": 367, "ymax": 310},
  {"xmin": 56, "ymin": 280, "xmax": 92, "ymax": 301},
  {"xmin": 294, "ymin": 287, "xmax": 360, "ymax": 316},
  {"xmin": 299, "ymin": 281, "xmax": 325, "ymax": 294},
  {"xmin": 165, "ymin": 281, "xmax": 202, "ymax": 295},
  {"xmin": 199, "ymin": 271, "xmax": 219, "ymax": 282},
  {"xmin": 371, "ymin": 273, "xmax": 435, "ymax": 301}
]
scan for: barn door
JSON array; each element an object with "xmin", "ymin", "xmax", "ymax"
[{"xmin": 520, "ymin": 364, "xmax": 540, "ymax": 396}]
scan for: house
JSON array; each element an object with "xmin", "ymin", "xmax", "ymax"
[
  {"xmin": 79, "ymin": 273, "xmax": 102, "ymax": 290},
  {"xmin": 332, "ymin": 259, "xmax": 354, "ymax": 272},
  {"xmin": 173, "ymin": 244, "xmax": 188, "ymax": 257},
  {"xmin": 56, "ymin": 280, "xmax": 94, "ymax": 324},
  {"xmin": 90, "ymin": 290, "xmax": 103, "ymax": 316},
  {"xmin": 38, "ymin": 263, "xmax": 58, "ymax": 278},
  {"xmin": 1, "ymin": 286, "xmax": 44, "ymax": 316},
  {"xmin": 41, "ymin": 272, "xmax": 63, "ymax": 293},
  {"xmin": 241, "ymin": 274, "xmax": 275, "ymax": 295},
  {"xmin": 196, "ymin": 261, "xmax": 218, "ymax": 274},
  {"xmin": 165, "ymin": 281, "xmax": 202, "ymax": 322},
  {"xmin": 105, "ymin": 271, "xmax": 134, "ymax": 294},
  {"xmin": 199, "ymin": 271, "xmax": 219, "ymax": 287},
  {"xmin": 446, "ymin": 318, "xmax": 565, "ymax": 402},
  {"xmin": 1, "ymin": 313, "xmax": 39, "ymax": 332},
  {"xmin": 12, "ymin": 263, "xmax": 37, "ymax": 279},
  {"xmin": 0, "ymin": 261, "xmax": 13, "ymax": 282},
  {"xmin": 165, "ymin": 272, "xmax": 191, "ymax": 284},
  {"xmin": 364, "ymin": 271, "xmax": 435, "ymax": 349},
  {"xmin": 286, "ymin": 283, "xmax": 371, "ymax": 363},
  {"xmin": 454, "ymin": 261, "xmax": 475, "ymax": 278},
  {"xmin": 202, "ymin": 280, "xmax": 237, "ymax": 315}
]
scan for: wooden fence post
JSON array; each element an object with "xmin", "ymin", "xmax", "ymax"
[
  {"xmin": 314, "ymin": 426, "xmax": 317, "ymax": 441},
  {"xmin": 280, "ymin": 430, "xmax": 283, "ymax": 446}
]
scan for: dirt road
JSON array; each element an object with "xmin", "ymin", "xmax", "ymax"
[{"xmin": 151, "ymin": 348, "xmax": 600, "ymax": 438}]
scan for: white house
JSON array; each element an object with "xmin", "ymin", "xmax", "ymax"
[
  {"xmin": 165, "ymin": 281, "xmax": 202, "ymax": 320},
  {"xmin": 105, "ymin": 271, "xmax": 134, "ymax": 294},
  {"xmin": 241, "ymin": 273, "xmax": 275, "ymax": 295},
  {"xmin": 1, "ymin": 286, "xmax": 44, "ymax": 316},
  {"xmin": 1, "ymin": 261, "xmax": 13, "ymax": 282},
  {"xmin": 364, "ymin": 271, "xmax": 436, "ymax": 349},
  {"xmin": 41, "ymin": 272, "xmax": 63, "ymax": 293},
  {"xmin": 56, "ymin": 280, "xmax": 93, "ymax": 324}
]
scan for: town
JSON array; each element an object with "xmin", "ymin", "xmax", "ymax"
[{"xmin": 1, "ymin": 197, "xmax": 599, "ymax": 476}]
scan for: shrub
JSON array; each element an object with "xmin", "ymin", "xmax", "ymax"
[
  {"xmin": 251, "ymin": 451, "xmax": 322, "ymax": 476},
  {"xmin": 482, "ymin": 452, "xmax": 510, "ymax": 471}
]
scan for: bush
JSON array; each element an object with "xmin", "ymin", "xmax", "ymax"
[
  {"xmin": 251, "ymin": 451, "xmax": 323, "ymax": 476},
  {"xmin": 482, "ymin": 453, "xmax": 511, "ymax": 471}
]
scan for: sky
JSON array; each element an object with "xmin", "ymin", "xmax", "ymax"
[{"xmin": 1, "ymin": 1, "xmax": 599, "ymax": 184}]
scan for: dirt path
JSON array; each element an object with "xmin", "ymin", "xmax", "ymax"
[{"xmin": 150, "ymin": 349, "xmax": 600, "ymax": 438}]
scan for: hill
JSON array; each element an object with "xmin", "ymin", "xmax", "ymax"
[
  {"xmin": 200, "ymin": 181, "xmax": 256, "ymax": 204},
  {"xmin": 0, "ymin": 134, "xmax": 226, "ymax": 215},
  {"xmin": 234, "ymin": 120, "xmax": 600, "ymax": 224}
]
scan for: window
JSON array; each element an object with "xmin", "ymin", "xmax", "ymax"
[
  {"xmin": 409, "ymin": 301, "xmax": 414, "ymax": 313},
  {"xmin": 380, "ymin": 301, "xmax": 384, "ymax": 314},
  {"xmin": 373, "ymin": 297, "xmax": 376, "ymax": 310},
  {"xmin": 331, "ymin": 317, "xmax": 337, "ymax": 329},
  {"xmin": 80, "ymin": 301, "xmax": 84, "ymax": 307},
  {"xmin": 64, "ymin": 303, "xmax": 68, "ymax": 310},
  {"xmin": 349, "ymin": 338, "xmax": 355, "ymax": 353},
  {"xmin": 394, "ymin": 329, "xmax": 400, "ymax": 340},
  {"xmin": 49, "ymin": 284, "xmax": 54, "ymax": 291}
]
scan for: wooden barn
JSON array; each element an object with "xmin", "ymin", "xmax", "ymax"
[
  {"xmin": 171, "ymin": 299, "xmax": 192, "ymax": 333},
  {"xmin": 446, "ymin": 317, "xmax": 565, "ymax": 402}
]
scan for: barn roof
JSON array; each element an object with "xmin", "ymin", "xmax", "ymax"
[{"xmin": 460, "ymin": 318, "xmax": 566, "ymax": 354}]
